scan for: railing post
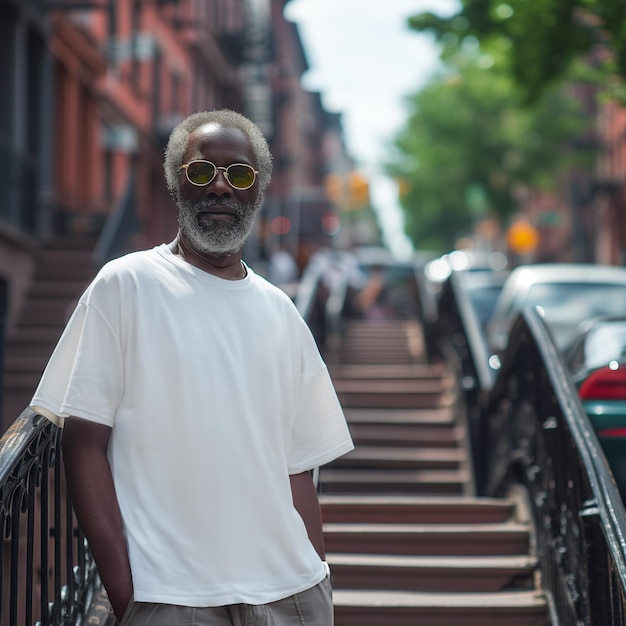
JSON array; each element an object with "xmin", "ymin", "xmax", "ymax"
[{"xmin": 580, "ymin": 500, "xmax": 612, "ymax": 624}]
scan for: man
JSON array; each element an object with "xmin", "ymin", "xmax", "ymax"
[{"xmin": 30, "ymin": 110, "xmax": 354, "ymax": 625}]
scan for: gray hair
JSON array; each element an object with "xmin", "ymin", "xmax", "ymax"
[{"xmin": 164, "ymin": 109, "xmax": 273, "ymax": 197}]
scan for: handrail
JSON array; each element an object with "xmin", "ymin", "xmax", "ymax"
[
  {"xmin": 437, "ymin": 271, "xmax": 496, "ymax": 392},
  {"xmin": 92, "ymin": 166, "xmax": 139, "ymax": 266},
  {"xmin": 0, "ymin": 408, "xmax": 109, "ymax": 626},
  {"xmin": 294, "ymin": 253, "xmax": 351, "ymax": 489},
  {"xmin": 436, "ymin": 270, "xmax": 626, "ymax": 623},
  {"xmin": 294, "ymin": 262, "xmax": 323, "ymax": 322},
  {"xmin": 294, "ymin": 251, "xmax": 351, "ymax": 347},
  {"xmin": 488, "ymin": 309, "xmax": 626, "ymax": 624},
  {"xmin": 435, "ymin": 273, "xmax": 495, "ymax": 492}
]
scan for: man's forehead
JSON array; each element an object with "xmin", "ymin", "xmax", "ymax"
[
  {"xmin": 184, "ymin": 123, "xmax": 253, "ymax": 161},
  {"xmin": 188, "ymin": 123, "xmax": 247, "ymax": 143},
  {"xmin": 191, "ymin": 121, "xmax": 222, "ymax": 137},
  {"xmin": 186, "ymin": 122, "xmax": 251, "ymax": 151}
]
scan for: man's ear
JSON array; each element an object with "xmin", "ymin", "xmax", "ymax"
[{"xmin": 255, "ymin": 192, "xmax": 264, "ymax": 210}]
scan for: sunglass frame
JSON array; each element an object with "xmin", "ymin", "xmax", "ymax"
[{"xmin": 179, "ymin": 160, "xmax": 258, "ymax": 190}]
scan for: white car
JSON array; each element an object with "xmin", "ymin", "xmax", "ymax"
[{"xmin": 486, "ymin": 264, "xmax": 626, "ymax": 355}]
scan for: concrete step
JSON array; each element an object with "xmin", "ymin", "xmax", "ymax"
[
  {"xmin": 344, "ymin": 407, "xmax": 455, "ymax": 425},
  {"xmin": 27, "ymin": 279, "xmax": 92, "ymax": 298},
  {"xmin": 339, "ymin": 321, "xmax": 421, "ymax": 334},
  {"xmin": 324, "ymin": 318, "xmax": 550, "ymax": 625},
  {"xmin": 17, "ymin": 298, "xmax": 77, "ymax": 327},
  {"xmin": 332, "ymin": 446, "xmax": 466, "ymax": 470},
  {"xmin": 336, "ymin": 355, "xmax": 421, "ymax": 366},
  {"xmin": 328, "ymin": 553, "xmax": 537, "ymax": 592},
  {"xmin": 38, "ymin": 234, "xmax": 97, "ymax": 251},
  {"xmin": 319, "ymin": 468, "xmax": 469, "ymax": 495},
  {"xmin": 334, "ymin": 378, "xmax": 453, "ymax": 395},
  {"xmin": 3, "ymin": 390, "xmax": 32, "ymax": 427},
  {"xmin": 4, "ymin": 354, "xmax": 50, "ymax": 373},
  {"xmin": 19, "ymin": 312, "xmax": 72, "ymax": 328},
  {"xmin": 333, "ymin": 590, "xmax": 549, "ymax": 626},
  {"xmin": 4, "ymin": 372, "xmax": 45, "ymax": 390},
  {"xmin": 320, "ymin": 495, "xmax": 517, "ymax": 524},
  {"xmin": 332, "ymin": 322, "xmax": 425, "ymax": 365},
  {"xmin": 323, "ymin": 521, "xmax": 529, "ymax": 556},
  {"xmin": 348, "ymin": 422, "xmax": 462, "ymax": 448},
  {"xmin": 330, "ymin": 363, "xmax": 446, "ymax": 380},
  {"xmin": 35, "ymin": 256, "xmax": 95, "ymax": 280},
  {"xmin": 337, "ymin": 387, "xmax": 456, "ymax": 409},
  {"xmin": 2, "ymin": 235, "xmax": 97, "ymax": 431},
  {"xmin": 5, "ymin": 340, "xmax": 58, "ymax": 359},
  {"xmin": 8, "ymin": 327, "xmax": 64, "ymax": 343}
]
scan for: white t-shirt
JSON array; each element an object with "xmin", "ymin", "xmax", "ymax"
[{"xmin": 31, "ymin": 243, "xmax": 353, "ymax": 606}]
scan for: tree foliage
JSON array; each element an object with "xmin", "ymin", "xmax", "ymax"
[
  {"xmin": 408, "ymin": 0, "xmax": 626, "ymax": 103},
  {"xmin": 388, "ymin": 49, "xmax": 589, "ymax": 251}
]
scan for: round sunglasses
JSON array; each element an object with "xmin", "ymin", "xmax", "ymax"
[{"xmin": 179, "ymin": 160, "xmax": 258, "ymax": 190}]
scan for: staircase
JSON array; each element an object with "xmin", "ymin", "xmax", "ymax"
[
  {"xmin": 321, "ymin": 319, "xmax": 551, "ymax": 626},
  {"xmin": 2, "ymin": 235, "xmax": 97, "ymax": 427}
]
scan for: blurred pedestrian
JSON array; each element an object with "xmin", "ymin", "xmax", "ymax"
[
  {"xmin": 267, "ymin": 242, "xmax": 299, "ymax": 287},
  {"xmin": 30, "ymin": 109, "xmax": 353, "ymax": 626}
]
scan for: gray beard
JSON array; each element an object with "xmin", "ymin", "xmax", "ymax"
[{"xmin": 176, "ymin": 197, "xmax": 259, "ymax": 256}]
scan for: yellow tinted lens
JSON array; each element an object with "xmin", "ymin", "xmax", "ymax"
[
  {"xmin": 226, "ymin": 164, "xmax": 255, "ymax": 189},
  {"xmin": 186, "ymin": 161, "xmax": 215, "ymax": 185}
]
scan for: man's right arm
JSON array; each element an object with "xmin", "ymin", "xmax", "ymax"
[{"xmin": 62, "ymin": 418, "xmax": 133, "ymax": 621}]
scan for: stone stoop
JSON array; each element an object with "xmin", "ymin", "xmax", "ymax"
[
  {"xmin": 321, "ymin": 318, "xmax": 551, "ymax": 626},
  {"xmin": 2, "ymin": 235, "xmax": 98, "ymax": 426}
]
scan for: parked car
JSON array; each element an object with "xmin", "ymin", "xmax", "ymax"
[
  {"xmin": 564, "ymin": 316, "xmax": 626, "ymax": 499},
  {"xmin": 486, "ymin": 264, "xmax": 626, "ymax": 355},
  {"xmin": 456, "ymin": 270, "xmax": 510, "ymax": 334},
  {"xmin": 424, "ymin": 249, "xmax": 509, "ymax": 295}
]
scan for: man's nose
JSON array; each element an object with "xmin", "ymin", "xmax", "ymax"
[{"xmin": 205, "ymin": 169, "xmax": 232, "ymax": 195}]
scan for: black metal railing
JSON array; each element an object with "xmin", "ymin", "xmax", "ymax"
[
  {"xmin": 436, "ymin": 272, "xmax": 626, "ymax": 625},
  {"xmin": 491, "ymin": 310, "xmax": 626, "ymax": 624},
  {"xmin": 92, "ymin": 167, "xmax": 139, "ymax": 267},
  {"xmin": 294, "ymin": 253, "xmax": 352, "ymax": 349},
  {"xmin": 435, "ymin": 272, "xmax": 495, "ymax": 492},
  {"xmin": 0, "ymin": 409, "xmax": 111, "ymax": 626}
]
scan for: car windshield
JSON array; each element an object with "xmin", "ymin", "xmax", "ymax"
[
  {"xmin": 466, "ymin": 284, "xmax": 505, "ymax": 329},
  {"xmin": 527, "ymin": 282, "xmax": 626, "ymax": 320}
]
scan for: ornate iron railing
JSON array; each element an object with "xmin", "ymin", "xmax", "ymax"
[
  {"xmin": 489, "ymin": 310, "xmax": 626, "ymax": 624},
  {"xmin": 437, "ymin": 273, "xmax": 626, "ymax": 624},
  {"xmin": 0, "ymin": 408, "xmax": 112, "ymax": 626}
]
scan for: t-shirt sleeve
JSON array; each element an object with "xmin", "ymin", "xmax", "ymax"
[
  {"xmin": 287, "ymin": 320, "xmax": 354, "ymax": 474},
  {"xmin": 30, "ymin": 282, "xmax": 123, "ymax": 428}
]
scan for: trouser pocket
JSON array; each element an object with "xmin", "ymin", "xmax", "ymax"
[{"xmin": 118, "ymin": 597, "xmax": 135, "ymax": 626}]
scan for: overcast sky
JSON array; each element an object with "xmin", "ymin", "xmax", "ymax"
[{"xmin": 284, "ymin": 0, "xmax": 459, "ymax": 256}]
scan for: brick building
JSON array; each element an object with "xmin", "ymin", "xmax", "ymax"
[
  {"xmin": 0, "ymin": 0, "xmax": 347, "ymax": 426},
  {"xmin": 594, "ymin": 99, "xmax": 626, "ymax": 266}
]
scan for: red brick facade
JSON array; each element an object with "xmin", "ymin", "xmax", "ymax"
[{"xmin": 0, "ymin": 0, "xmax": 346, "ymax": 334}]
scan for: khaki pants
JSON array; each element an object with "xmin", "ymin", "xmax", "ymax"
[{"xmin": 120, "ymin": 577, "xmax": 333, "ymax": 626}]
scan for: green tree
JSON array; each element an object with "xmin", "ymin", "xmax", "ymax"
[
  {"xmin": 408, "ymin": 0, "xmax": 626, "ymax": 103},
  {"xmin": 388, "ymin": 48, "xmax": 589, "ymax": 251}
]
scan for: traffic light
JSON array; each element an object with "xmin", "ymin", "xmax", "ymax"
[
  {"xmin": 506, "ymin": 218, "xmax": 539, "ymax": 255},
  {"xmin": 324, "ymin": 171, "xmax": 370, "ymax": 210},
  {"xmin": 347, "ymin": 171, "xmax": 369, "ymax": 210},
  {"xmin": 324, "ymin": 173, "xmax": 345, "ymax": 205}
]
